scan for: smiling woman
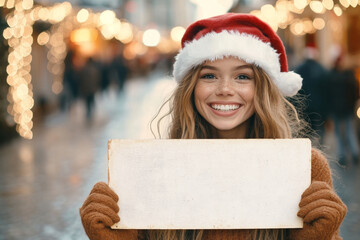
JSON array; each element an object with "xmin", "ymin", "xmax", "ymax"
[
  {"xmin": 79, "ymin": 13, "xmax": 347, "ymax": 240},
  {"xmin": 194, "ymin": 58, "xmax": 256, "ymax": 138}
]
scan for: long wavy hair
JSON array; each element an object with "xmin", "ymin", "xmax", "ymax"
[
  {"xmin": 149, "ymin": 63, "xmax": 307, "ymax": 240},
  {"xmin": 153, "ymin": 64, "xmax": 305, "ymax": 140}
]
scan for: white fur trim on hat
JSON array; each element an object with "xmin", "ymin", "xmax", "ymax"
[{"xmin": 173, "ymin": 30, "xmax": 302, "ymax": 97}]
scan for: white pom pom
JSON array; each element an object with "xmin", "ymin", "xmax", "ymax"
[{"xmin": 277, "ymin": 71, "xmax": 303, "ymax": 97}]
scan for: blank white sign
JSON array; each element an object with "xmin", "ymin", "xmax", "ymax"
[{"xmin": 108, "ymin": 139, "xmax": 311, "ymax": 229}]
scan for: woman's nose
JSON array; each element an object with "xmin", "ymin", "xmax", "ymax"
[{"xmin": 215, "ymin": 78, "xmax": 235, "ymax": 96}]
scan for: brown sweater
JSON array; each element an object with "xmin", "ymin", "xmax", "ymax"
[{"xmin": 80, "ymin": 149, "xmax": 347, "ymax": 240}]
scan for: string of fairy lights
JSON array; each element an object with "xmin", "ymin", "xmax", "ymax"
[
  {"xmin": 1, "ymin": 0, "xmax": 360, "ymax": 139},
  {"xmin": 3, "ymin": 0, "xmax": 35, "ymax": 139},
  {"xmin": 250, "ymin": 0, "xmax": 360, "ymax": 34}
]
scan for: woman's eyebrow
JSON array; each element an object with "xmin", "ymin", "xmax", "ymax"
[
  {"xmin": 200, "ymin": 64, "xmax": 253, "ymax": 71},
  {"xmin": 232, "ymin": 65, "xmax": 253, "ymax": 71},
  {"xmin": 200, "ymin": 65, "xmax": 218, "ymax": 70}
]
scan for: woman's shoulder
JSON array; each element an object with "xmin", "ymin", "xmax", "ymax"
[{"xmin": 311, "ymin": 148, "xmax": 333, "ymax": 186}]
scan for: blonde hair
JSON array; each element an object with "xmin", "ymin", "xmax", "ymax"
[
  {"xmin": 149, "ymin": 64, "xmax": 307, "ymax": 240},
  {"xmin": 153, "ymin": 64, "xmax": 304, "ymax": 139}
]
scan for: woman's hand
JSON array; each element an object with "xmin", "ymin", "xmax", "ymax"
[
  {"xmin": 79, "ymin": 182, "xmax": 138, "ymax": 240},
  {"xmin": 289, "ymin": 181, "xmax": 347, "ymax": 240}
]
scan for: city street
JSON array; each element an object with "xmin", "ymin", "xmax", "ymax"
[{"xmin": 0, "ymin": 72, "xmax": 359, "ymax": 240}]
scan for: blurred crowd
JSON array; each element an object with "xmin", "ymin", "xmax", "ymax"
[
  {"xmin": 60, "ymin": 48, "xmax": 129, "ymax": 122},
  {"xmin": 57, "ymin": 43, "xmax": 360, "ymax": 168},
  {"xmin": 294, "ymin": 47, "xmax": 360, "ymax": 167},
  {"xmin": 56, "ymin": 39, "xmax": 175, "ymax": 124}
]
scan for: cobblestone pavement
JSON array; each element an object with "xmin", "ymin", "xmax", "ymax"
[{"xmin": 0, "ymin": 72, "xmax": 359, "ymax": 240}]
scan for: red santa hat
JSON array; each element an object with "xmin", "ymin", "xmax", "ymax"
[{"xmin": 173, "ymin": 13, "xmax": 302, "ymax": 97}]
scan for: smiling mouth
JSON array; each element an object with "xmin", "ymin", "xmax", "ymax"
[{"xmin": 210, "ymin": 104, "xmax": 241, "ymax": 111}]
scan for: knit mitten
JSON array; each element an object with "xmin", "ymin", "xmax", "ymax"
[
  {"xmin": 289, "ymin": 181, "xmax": 347, "ymax": 240},
  {"xmin": 79, "ymin": 182, "xmax": 138, "ymax": 240}
]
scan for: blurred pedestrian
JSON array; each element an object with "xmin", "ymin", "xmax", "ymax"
[
  {"xmin": 112, "ymin": 54, "xmax": 129, "ymax": 93},
  {"xmin": 329, "ymin": 56, "xmax": 360, "ymax": 166},
  {"xmin": 294, "ymin": 47, "xmax": 330, "ymax": 144},
  {"xmin": 79, "ymin": 13, "xmax": 346, "ymax": 240},
  {"xmin": 61, "ymin": 49, "xmax": 78, "ymax": 111},
  {"xmin": 100, "ymin": 61, "xmax": 111, "ymax": 92},
  {"xmin": 79, "ymin": 57, "xmax": 100, "ymax": 122}
]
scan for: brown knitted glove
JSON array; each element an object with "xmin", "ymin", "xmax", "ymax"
[
  {"xmin": 289, "ymin": 181, "xmax": 347, "ymax": 240},
  {"xmin": 79, "ymin": 182, "xmax": 138, "ymax": 240}
]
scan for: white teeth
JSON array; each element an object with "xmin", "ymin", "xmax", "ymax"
[{"xmin": 211, "ymin": 104, "xmax": 240, "ymax": 111}]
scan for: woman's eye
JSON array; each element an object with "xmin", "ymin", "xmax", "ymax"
[
  {"xmin": 236, "ymin": 74, "xmax": 251, "ymax": 80},
  {"xmin": 200, "ymin": 73, "xmax": 216, "ymax": 79}
]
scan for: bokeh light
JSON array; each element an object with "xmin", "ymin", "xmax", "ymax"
[
  {"xmin": 350, "ymin": 0, "xmax": 358, "ymax": 7},
  {"xmin": 294, "ymin": 0, "xmax": 309, "ymax": 10},
  {"xmin": 99, "ymin": 10, "xmax": 116, "ymax": 25},
  {"xmin": 191, "ymin": 0, "xmax": 235, "ymax": 20},
  {"xmin": 170, "ymin": 26, "xmax": 185, "ymax": 42},
  {"xmin": 37, "ymin": 31, "xmax": 50, "ymax": 45},
  {"xmin": 70, "ymin": 28, "xmax": 98, "ymax": 44},
  {"xmin": 322, "ymin": 0, "xmax": 334, "ymax": 10},
  {"xmin": 313, "ymin": 17, "xmax": 325, "ymax": 30},
  {"xmin": 310, "ymin": 0, "xmax": 326, "ymax": 13},
  {"xmin": 77, "ymin": 9, "xmax": 89, "ymax": 23},
  {"xmin": 6, "ymin": 0, "xmax": 15, "ymax": 9},
  {"xmin": 115, "ymin": 22, "xmax": 133, "ymax": 44},
  {"xmin": 22, "ymin": 0, "xmax": 33, "ymax": 10},
  {"xmin": 143, "ymin": 29, "xmax": 161, "ymax": 47},
  {"xmin": 5, "ymin": 3, "xmax": 35, "ymax": 139},
  {"xmin": 339, "ymin": 0, "xmax": 350, "ymax": 8},
  {"xmin": 334, "ymin": 4, "xmax": 343, "ymax": 16}
]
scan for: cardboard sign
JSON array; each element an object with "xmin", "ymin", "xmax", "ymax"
[{"xmin": 108, "ymin": 139, "xmax": 311, "ymax": 229}]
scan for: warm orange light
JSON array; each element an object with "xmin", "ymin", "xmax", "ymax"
[
  {"xmin": 70, "ymin": 28, "xmax": 98, "ymax": 44},
  {"xmin": 77, "ymin": 43, "xmax": 97, "ymax": 57}
]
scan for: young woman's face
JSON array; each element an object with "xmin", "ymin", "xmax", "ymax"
[{"xmin": 194, "ymin": 57, "xmax": 256, "ymax": 138}]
